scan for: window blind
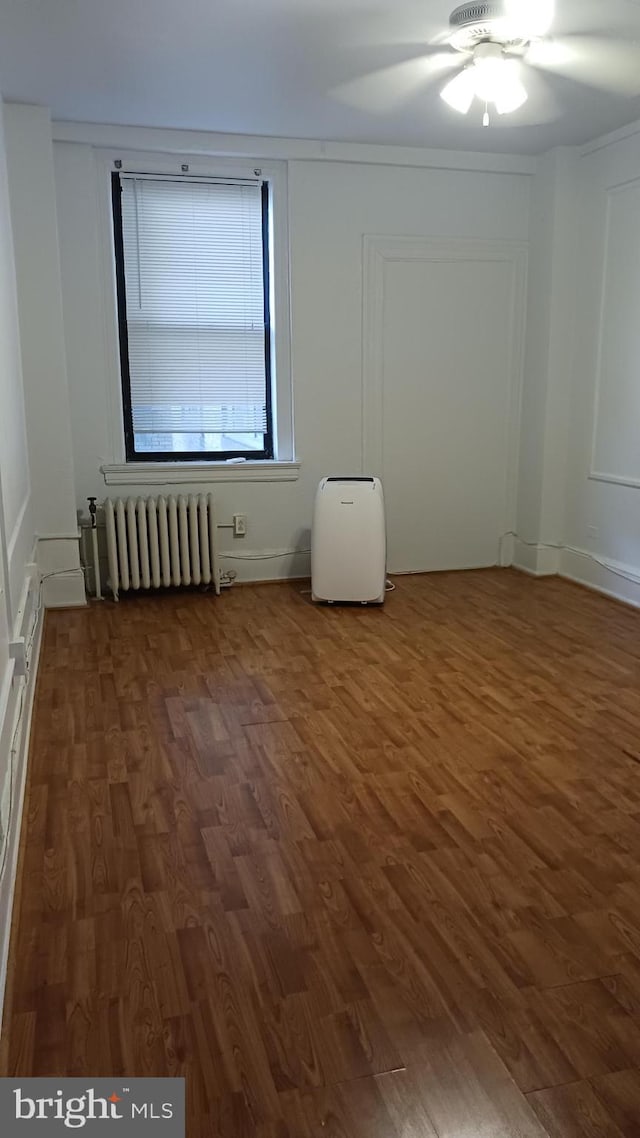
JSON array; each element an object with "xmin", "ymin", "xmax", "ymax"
[{"xmin": 118, "ymin": 174, "xmax": 268, "ymax": 438}]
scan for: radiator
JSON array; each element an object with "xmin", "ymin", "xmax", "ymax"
[{"xmin": 105, "ymin": 494, "xmax": 221, "ymax": 601}]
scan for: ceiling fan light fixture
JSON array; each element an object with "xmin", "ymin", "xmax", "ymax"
[
  {"xmin": 441, "ymin": 45, "xmax": 528, "ymax": 119},
  {"xmin": 494, "ymin": 75, "xmax": 528, "ymax": 113},
  {"xmin": 474, "ymin": 51, "xmax": 528, "ymax": 110},
  {"xmin": 472, "ymin": 53, "xmax": 508, "ymax": 101},
  {"xmin": 440, "ymin": 68, "xmax": 476, "ymax": 113}
]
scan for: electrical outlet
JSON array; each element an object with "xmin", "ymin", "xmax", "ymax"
[
  {"xmin": 233, "ymin": 513, "xmax": 247, "ymax": 537},
  {"xmin": 587, "ymin": 525, "xmax": 598, "ymax": 543}
]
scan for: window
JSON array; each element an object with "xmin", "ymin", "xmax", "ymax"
[{"xmin": 112, "ymin": 171, "xmax": 273, "ymax": 462}]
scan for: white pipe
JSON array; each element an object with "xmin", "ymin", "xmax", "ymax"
[
  {"xmin": 137, "ymin": 498, "xmax": 151, "ymax": 589},
  {"xmin": 147, "ymin": 498, "xmax": 161, "ymax": 589},
  {"xmin": 178, "ymin": 495, "xmax": 191, "ymax": 585},
  {"xmin": 157, "ymin": 497, "xmax": 171, "ymax": 587},
  {"xmin": 199, "ymin": 494, "xmax": 211, "ymax": 584},
  {"xmin": 105, "ymin": 499, "xmax": 119, "ymax": 601},
  {"xmin": 127, "ymin": 499, "xmax": 140, "ymax": 589},
  {"xmin": 208, "ymin": 494, "xmax": 221, "ymax": 595},
  {"xmin": 189, "ymin": 495, "xmax": 201, "ymax": 585},
  {"xmin": 116, "ymin": 500, "xmax": 129, "ymax": 590},
  {"xmin": 91, "ymin": 526, "xmax": 103, "ymax": 600},
  {"xmin": 168, "ymin": 497, "xmax": 180, "ymax": 586}
]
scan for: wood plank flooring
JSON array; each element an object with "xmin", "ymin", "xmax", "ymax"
[{"xmin": 2, "ymin": 568, "xmax": 640, "ymax": 1136}]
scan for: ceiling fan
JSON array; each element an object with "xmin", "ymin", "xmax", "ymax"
[
  {"xmin": 332, "ymin": 0, "xmax": 640, "ymax": 127},
  {"xmin": 439, "ymin": 1, "xmax": 557, "ymax": 124}
]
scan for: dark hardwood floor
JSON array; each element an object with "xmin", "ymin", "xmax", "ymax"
[{"xmin": 2, "ymin": 568, "xmax": 640, "ymax": 1136}]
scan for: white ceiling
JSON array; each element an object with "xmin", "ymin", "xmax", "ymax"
[{"xmin": 1, "ymin": 0, "xmax": 640, "ymax": 155}]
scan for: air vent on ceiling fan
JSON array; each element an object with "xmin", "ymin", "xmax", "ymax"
[
  {"xmin": 448, "ymin": 2, "xmax": 524, "ymax": 52},
  {"xmin": 450, "ymin": 2, "xmax": 504, "ymax": 28}
]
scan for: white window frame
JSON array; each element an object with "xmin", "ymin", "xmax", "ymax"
[{"xmin": 95, "ymin": 149, "xmax": 297, "ymax": 483}]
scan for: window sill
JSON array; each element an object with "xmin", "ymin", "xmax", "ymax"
[{"xmin": 101, "ymin": 460, "xmax": 301, "ymax": 486}]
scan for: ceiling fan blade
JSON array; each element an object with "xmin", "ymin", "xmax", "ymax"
[
  {"xmin": 551, "ymin": 0, "xmax": 640, "ymax": 37},
  {"xmin": 527, "ymin": 35, "xmax": 640, "ymax": 96},
  {"xmin": 330, "ymin": 54, "xmax": 461, "ymax": 113},
  {"xmin": 345, "ymin": 21, "xmax": 454, "ymax": 51}
]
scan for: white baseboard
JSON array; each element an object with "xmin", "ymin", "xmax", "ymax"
[
  {"xmin": 512, "ymin": 538, "xmax": 640, "ymax": 609},
  {"xmin": 0, "ymin": 582, "xmax": 44, "ymax": 1033},
  {"xmin": 513, "ymin": 540, "xmax": 561, "ymax": 577},
  {"xmin": 499, "ymin": 533, "xmax": 515, "ymax": 567},
  {"xmin": 560, "ymin": 546, "xmax": 640, "ymax": 611}
]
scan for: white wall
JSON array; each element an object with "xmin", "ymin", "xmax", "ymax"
[
  {"xmin": 509, "ymin": 117, "xmax": 640, "ymax": 607},
  {"xmin": 0, "ymin": 110, "xmax": 32, "ymax": 629},
  {"xmin": 52, "ymin": 126, "xmax": 531, "ymax": 583},
  {"xmin": 363, "ymin": 234, "xmax": 527, "ymax": 572},
  {"xmin": 4, "ymin": 104, "xmax": 85, "ymax": 609},
  {"xmin": 557, "ymin": 124, "xmax": 640, "ymax": 606},
  {"xmin": 0, "ymin": 93, "xmax": 34, "ymax": 729},
  {"xmin": 29, "ymin": 109, "xmax": 640, "ymax": 608},
  {"xmin": 0, "ymin": 95, "xmax": 40, "ymax": 1028},
  {"xmin": 515, "ymin": 147, "xmax": 578, "ymax": 577},
  {"xmin": 291, "ymin": 164, "xmax": 529, "ymax": 574},
  {"xmin": 0, "ymin": 96, "xmax": 24, "ymax": 820}
]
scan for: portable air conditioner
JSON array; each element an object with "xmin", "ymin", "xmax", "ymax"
[{"xmin": 311, "ymin": 476, "xmax": 386, "ymax": 604}]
